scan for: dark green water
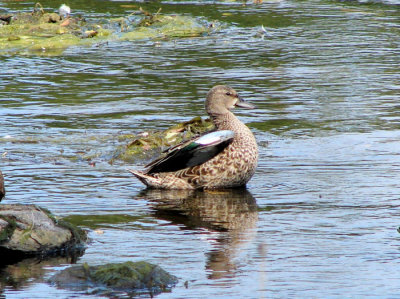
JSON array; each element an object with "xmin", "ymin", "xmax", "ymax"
[{"xmin": 1, "ymin": 0, "xmax": 400, "ymax": 297}]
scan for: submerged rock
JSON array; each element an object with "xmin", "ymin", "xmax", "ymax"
[
  {"xmin": 49, "ymin": 261, "xmax": 178, "ymax": 297},
  {"xmin": 0, "ymin": 204, "xmax": 86, "ymax": 261},
  {"xmin": 0, "ymin": 4, "xmax": 215, "ymax": 55},
  {"xmin": 115, "ymin": 116, "xmax": 213, "ymax": 163}
]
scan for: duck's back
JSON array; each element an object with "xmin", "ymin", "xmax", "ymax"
[{"xmin": 173, "ymin": 112, "xmax": 258, "ymax": 189}]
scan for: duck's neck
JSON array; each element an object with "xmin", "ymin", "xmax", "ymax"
[{"xmin": 210, "ymin": 111, "xmax": 246, "ymax": 133}]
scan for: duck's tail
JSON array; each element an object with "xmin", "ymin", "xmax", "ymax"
[
  {"xmin": 128, "ymin": 169, "xmax": 156, "ymax": 187},
  {"xmin": 128, "ymin": 169, "xmax": 194, "ymax": 189}
]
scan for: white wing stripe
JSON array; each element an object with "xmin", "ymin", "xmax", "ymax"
[{"xmin": 196, "ymin": 130, "xmax": 235, "ymax": 145}]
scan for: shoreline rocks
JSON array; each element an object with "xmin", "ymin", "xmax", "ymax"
[
  {"xmin": 0, "ymin": 203, "xmax": 177, "ymax": 297},
  {"xmin": 0, "ymin": 204, "xmax": 87, "ymax": 264}
]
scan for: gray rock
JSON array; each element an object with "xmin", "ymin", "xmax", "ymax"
[
  {"xmin": 49, "ymin": 261, "xmax": 178, "ymax": 297},
  {"xmin": 0, "ymin": 204, "xmax": 86, "ymax": 259}
]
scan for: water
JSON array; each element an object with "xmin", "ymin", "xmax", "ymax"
[{"xmin": 1, "ymin": 0, "xmax": 400, "ymax": 297}]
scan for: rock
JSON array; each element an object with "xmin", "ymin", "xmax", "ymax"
[
  {"xmin": 49, "ymin": 261, "xmax": 178, "ymax": 297},
  {"xmin": 41, "ymin": 13, "xmax": 61, "ymax": 23},
  {"xmin": 0, "ymin": 204, "xmax": 86, "ymax": 261},
  {"xmin": 0, "ymin": 4, "xmax": 215, "ymax": 56},
  {"xmin": 115, "ymin": 116, "xmax": 213, "ymax": 163},
  {"xmin": 0, "ymin": 170, "xmax": 4, "ymax": 200}
]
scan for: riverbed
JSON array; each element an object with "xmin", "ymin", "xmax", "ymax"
[{"xmin": 1, "ymin": 0, "xmax": 400, "ymax": 297}]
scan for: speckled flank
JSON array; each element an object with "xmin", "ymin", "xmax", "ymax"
[{"xmin": 166, "ymin": 112, "xmax": 258, "ymax": 189}]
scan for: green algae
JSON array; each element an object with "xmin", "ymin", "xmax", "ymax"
[
  {"xmin": 0, "ymin": 216, "xmax": 17, "ymax": 243},
  {"xmin": 62, "ymin": 214, "xmax": 153, "ymax": 230},
  {"xmin": 0, "ymin": 4, "xmax": 214, "ymax": 55},
  {"xmin": 92, "ymin": 261, "xmax": 177, "ymax": 291},
  {"xmin": 121, "ymin": 15, "xmax": 211, "ymax": 41},
  {"xmin": 115, "ymin": 116, "xmax": 213, "ymax": 163},
  {"xmin": 49, "ymin": 261, "xmax": 177, "ymax": 296},
  {"xmin": 37, "ymin": 207, "xmax": 87, "ymax": 246},
  {"xmin": 0, "ymin": 204, "xmax": 87, "ymax": 255}
]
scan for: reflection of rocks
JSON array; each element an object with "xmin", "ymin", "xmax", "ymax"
[
  {"xmin": 0, "ymin": 255, "xmax": 82, "ymax": 291},
  {"xmin": 139, "ymin": 188, "xmax": 258, "ymax": 279},
  {"xmin": 49, "ymin": 261, "xmax": 178, "ymax": 297},
  {"xmin": 0, "ymin": 170, "xmax": 4, "ymax": 200},
  {"xmin": 0, "ymin": 204, "xmax": 87, "ymax": 262}
]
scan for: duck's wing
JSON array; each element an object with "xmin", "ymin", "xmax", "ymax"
[{"xmin": 146, "ymin": 130, "xmax": 235, "ymax": 174}]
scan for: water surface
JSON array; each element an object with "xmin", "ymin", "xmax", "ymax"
[{"xmin": 1, "ymin": 0, "xmax": 400, "ymax": 297}]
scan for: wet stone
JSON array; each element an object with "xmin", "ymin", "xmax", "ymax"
[
  {"xmin": 49, "ymin": 261, "xmax": 178, "ymax": 297},
  {"xmin": 0, "ymin": 204, "xmax": 87, "ymax": 261}
]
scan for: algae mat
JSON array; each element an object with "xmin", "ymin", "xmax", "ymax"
[{"xmin": 0, "ymin": 4, "xmax": 214, "ymax": 55}]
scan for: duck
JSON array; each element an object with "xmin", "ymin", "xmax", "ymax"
[{"xmin": 129, "ymin": 85, "xmax": 258, "ymax": 189}]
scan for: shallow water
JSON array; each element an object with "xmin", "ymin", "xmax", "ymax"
[{"xmin": 1, "ymin": 0, "xmax": 400, "ymax": 298}]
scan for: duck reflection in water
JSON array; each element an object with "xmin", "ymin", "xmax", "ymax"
[{"xmin": 137, "ymin": 188, "xmax": 258, "ymax": 280}]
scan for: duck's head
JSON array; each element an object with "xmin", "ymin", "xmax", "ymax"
[{"xmin": 205, "ymin": 85, "xmax": 254, "ymax": 116}]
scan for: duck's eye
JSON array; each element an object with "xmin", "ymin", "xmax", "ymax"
[{"xmin": 226, "ymin": 92, "xmax": 232, "ymax": 96}]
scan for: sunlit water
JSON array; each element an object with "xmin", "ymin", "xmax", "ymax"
[{"xmin": 1, "ymin": 0, "xmax": 400, "ymax": 298}]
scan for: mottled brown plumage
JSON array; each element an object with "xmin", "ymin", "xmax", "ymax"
[{"xmin": 129, "ymin": 85, "xmax": 258, "ymax": 189}]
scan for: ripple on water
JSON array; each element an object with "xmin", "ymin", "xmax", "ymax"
[{"xmin": 1, "ymin": 0, "xmax": 400, "ymax": 298}]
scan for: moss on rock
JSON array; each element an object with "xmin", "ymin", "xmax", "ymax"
[
  {"xmin": 0, "ymin": 204, "xmax": 87, "ymax": 257},
  {"xmin": 92, "ymin": 261, "xmax": 176, "ymax": 290},
  {"xmin": 0, "ymin": 4, "xmax": 215, "ymax": 55},
  {"xmin": 49, "ymin": 261, "xmax": 177, "ymax": 296},
  {"xmin": 0, "ymin": 216, "xmax": 17, "ymax": 243},
  {"xmin": 115, "ymin": 116, "xmax": 213, "ymax": 163},
  {"xmin": 40, "ymin": 207, "xmax": 87, "ymax": 247}
]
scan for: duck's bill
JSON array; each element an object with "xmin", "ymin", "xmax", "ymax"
[{"xmin": 235, "ymin": 97, "xmax": 255, "ymax": 109}]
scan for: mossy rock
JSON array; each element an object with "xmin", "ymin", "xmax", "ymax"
[
  {"xmin": 0, "ymin": 204, "xmax": 87, "ymax": 259},
  {"xmin": 121, "ymin": 15, "xmax": 211, "ymax": 40},
  {"xmin": 49, "ymin": 261, "xmax": 177, "ymax": 296},
  {"xmin": 0, "ymin": 216, "xmax": 16, "ymax": 243},
  {"xmin": 114, "ymin": 116, "xmax": 213, "ymax": 163},
  {"xmin": 0, "ymin": 5, "xmax": 215, "ymax": 55}
]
